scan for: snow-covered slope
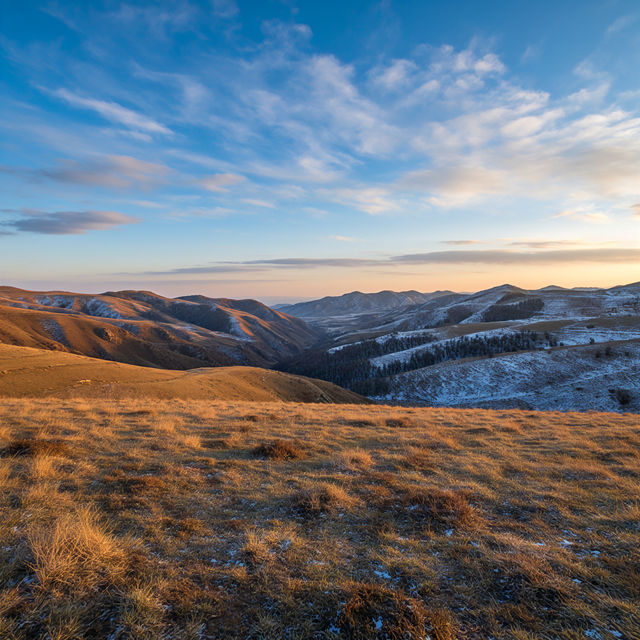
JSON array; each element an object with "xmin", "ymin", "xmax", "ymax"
[
  {"xmin": 378, "ymin": 340, "xmax": 640, "ymax": 413},
  {"xmin": 280, "ymin": 281, "xmax": 640, "ymax": 413}
]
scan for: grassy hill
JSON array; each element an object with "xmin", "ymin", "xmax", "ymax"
[
  {"xmin": 0, "ymin": 399, "xmax": 637, "ymax": 639},
  {"xmin": 0, "ymin": 344, "xmax": 365, "ymax": 403},
  {"xmin": 0, "ymin": 286, "xmax": 321, "ymax": 369}
]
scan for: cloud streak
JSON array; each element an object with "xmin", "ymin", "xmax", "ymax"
[
  {"xmin": 3, "ymin": 155, "xmax": 170, "ymax": 189},
  {"xmin": 1, "ymin": 210, "xmax": 140, "ymax": 235},
  {"xmin": 54, "ymin": 89, "xmax": 171, "ymax": 135},
  {"xmin": 392, "ymin": 248, "xmax": 640, "ymax": 265},
  {"xmin": 145, "ymin": 247, "xmax": 640, "ymax": 275},
  {"xmin": 200, "ymin": 173, "xmax": 246, "ymax": 192}
]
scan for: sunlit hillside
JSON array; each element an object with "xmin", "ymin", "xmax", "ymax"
[
  {"xmin": 0, "ymin": 344, "xmax": 364, "ymax": 404},
  {"xmin": 1, "ymin": 399, "xmax": 638, "ymax": 639}
]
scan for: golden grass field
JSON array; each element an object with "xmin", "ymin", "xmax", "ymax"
[
  {"xmin": 0, "ymin": 398, "xmax": 638, "ymax": 639},
  {"xmin": 0, "ymin": 344, "xmax": 365, "ymax": 404}
]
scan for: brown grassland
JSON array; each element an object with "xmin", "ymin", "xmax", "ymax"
[{"xmin": 0, "ymin": 398, "xmax": 638, "ymax": 639}]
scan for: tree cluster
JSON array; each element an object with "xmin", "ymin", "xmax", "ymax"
[
  {"xmin": 481, "ymin": 298, "xmax": 544, "ymax": 322},
  {"xmin": 281, "ymin": 330, "xmax": 544, "ymax": 396}
]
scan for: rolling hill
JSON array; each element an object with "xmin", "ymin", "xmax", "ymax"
[
  {"xmin": 0, "ymin": 343, "xmax": 365, "ymax": 403},
  {"xmin": 2, "ymin": 283, "xmax": 639, "ymax": 412},
  {"xmin": 0, "ymin": 286, "xmax": 322, "ymax": 370}
]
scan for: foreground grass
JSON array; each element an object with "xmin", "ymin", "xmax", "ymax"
[{"xmin": 0, "ymin": 399, "xmax": 638, "ymax": 639}]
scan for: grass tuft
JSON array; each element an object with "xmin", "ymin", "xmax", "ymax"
[
  {"xmin": 254, "ymin": 439, "xmax": 305, "ymax": 460},
  {"xmin": 27, "ymin": 506, "xmax": 129, "ymax": 595},
  {"xmin": 395, "ymin": 487, "xmax": 476, "ymax": 529},
  {"xmin": 291, "ymin": 483, "xmax": 356, "ymax": 515}
]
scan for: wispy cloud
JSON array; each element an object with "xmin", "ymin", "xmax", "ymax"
[
  {"xmin": 199, "ymin": 173, "xmax": 246, "ymax": 192},
  {"xmin": 521, "ymin": 43, "xmax": 542, "ymax": 63},
  {"xmin": 1, "ymin": 210, "xmax": 139, "ymax": 235},
  {"xmin": 144, "ymin": 247, "xmax": 640, "ymax": 275},
  {"xmin": 605, "ymin": 14, "xmax": 637, "ymax": 37},
  {"xmin": 53, "ymin": 89, "xmax": 171, "ymax": 135},
  {"xmin": 508, "ymin": 240, "xmax": 598, "ymax": 249},
  {"xmin": 553, "ymin": 207, "xmax": 611, "ymax": 224},
  {"xmin": 392, "ymin": 248, "xmax": 640, "ymax": 265},
  {"xmin": 330, "ymin": 235, "xmax": 359, "ymax": 242},
  {"xmin": 7, "ymin": 155, "xmax": 171, "ymax": 189},
  {"xmin": 211, "ymin": 0, "xmax": 239, "ymax": 19},
  {"xmin": 242, "ymin": 199, "xmax": 276, "ymax": 208}
]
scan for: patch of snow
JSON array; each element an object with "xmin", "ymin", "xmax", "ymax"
[
  {"xmin": 36, "ymin": 295, "xmax": 75, "ymax": 309},
  {"xmin": 375, "ymin": 340, "xmax": 640, "ymax": 413},
  {"xmin": 84, "ymin": 298, "xmax": 122, "ymax": 319},
  {"xmin": 369, "ymin": 327, "xmax": 533, "ymax": 370},
  {"xmin": 40, "ymin": 319, "xmax": 67, "ymax": 345},
  {"xmin": 373, "ymin": 569, "xmax": 391, "ymax": 579}
]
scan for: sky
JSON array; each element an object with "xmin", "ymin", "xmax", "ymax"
[{"xmin": 1, "ymin": 0, "xmax": 640, "ymax": 303}]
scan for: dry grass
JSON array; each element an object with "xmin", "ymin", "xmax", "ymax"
[
  {"xmin": 254, "ymin": 438, "xmax": 306, "ymax": 460},
  {"xmin": 338, "ymin": 447, "xmax": 373, "ymax": 470},
  {"xmin": 292, "ymin": 482, "xmax": 358, "ymax": 514},
  {"xmin": 1, "ymin": 438, "xmax": 70, "ymax": 457},
  {"xmin": 28, "ymin": 507, "xmax": 129, "ymax": 595},
  {"xmin": 0, "ymin": 398, "xmax": 638, "ymax": 639}
]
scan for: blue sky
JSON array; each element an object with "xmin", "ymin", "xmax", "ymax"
[{"xmin": 1, "ymin": 0, "xmax": 639, "ymax": 301}]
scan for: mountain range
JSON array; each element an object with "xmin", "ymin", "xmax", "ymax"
[
  {"xmin": 1, "ymin": 282, "xmax": 638, "ymax": 412},
  {"xmin": 0, "ymin": 286, "xmax": 320, "ymax": 370},
  {"xmin": 277, "ymin": 282, "xmax": 640, "ymax": 413},
  {"xmin": 276, "ymin": 289, "xmax": 452, "ymax": 317}
]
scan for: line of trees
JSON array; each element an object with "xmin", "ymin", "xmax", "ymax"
[
  {"xmin": 281, "ymin": 330, "xmax": 547, "ymax": 396},
  {"xmin": 481, "ymin": 298, "xmax": 544, "ymax": 322},
  {"xmin": 329, "ymin": 332, "xmax": 437, "ymax": 361}
]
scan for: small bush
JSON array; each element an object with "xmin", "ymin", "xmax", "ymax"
[
  {"xmin": 396, "ymin": 488, "xmax": 475, "ymax": 529},
  {"xmin": 291, "ymin": 483, "xmax": 355, "ymax": 515},
  {"xmin": 614, "ymin": 389, "xmax": 632, "ymax": 407},
  {"xmin": 254, "ymin": 439, "xmax": 305, "ymax": 460},
  {"xmin": 386, "ymin": 417, "xmax": 415, "ymax": 428}
]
